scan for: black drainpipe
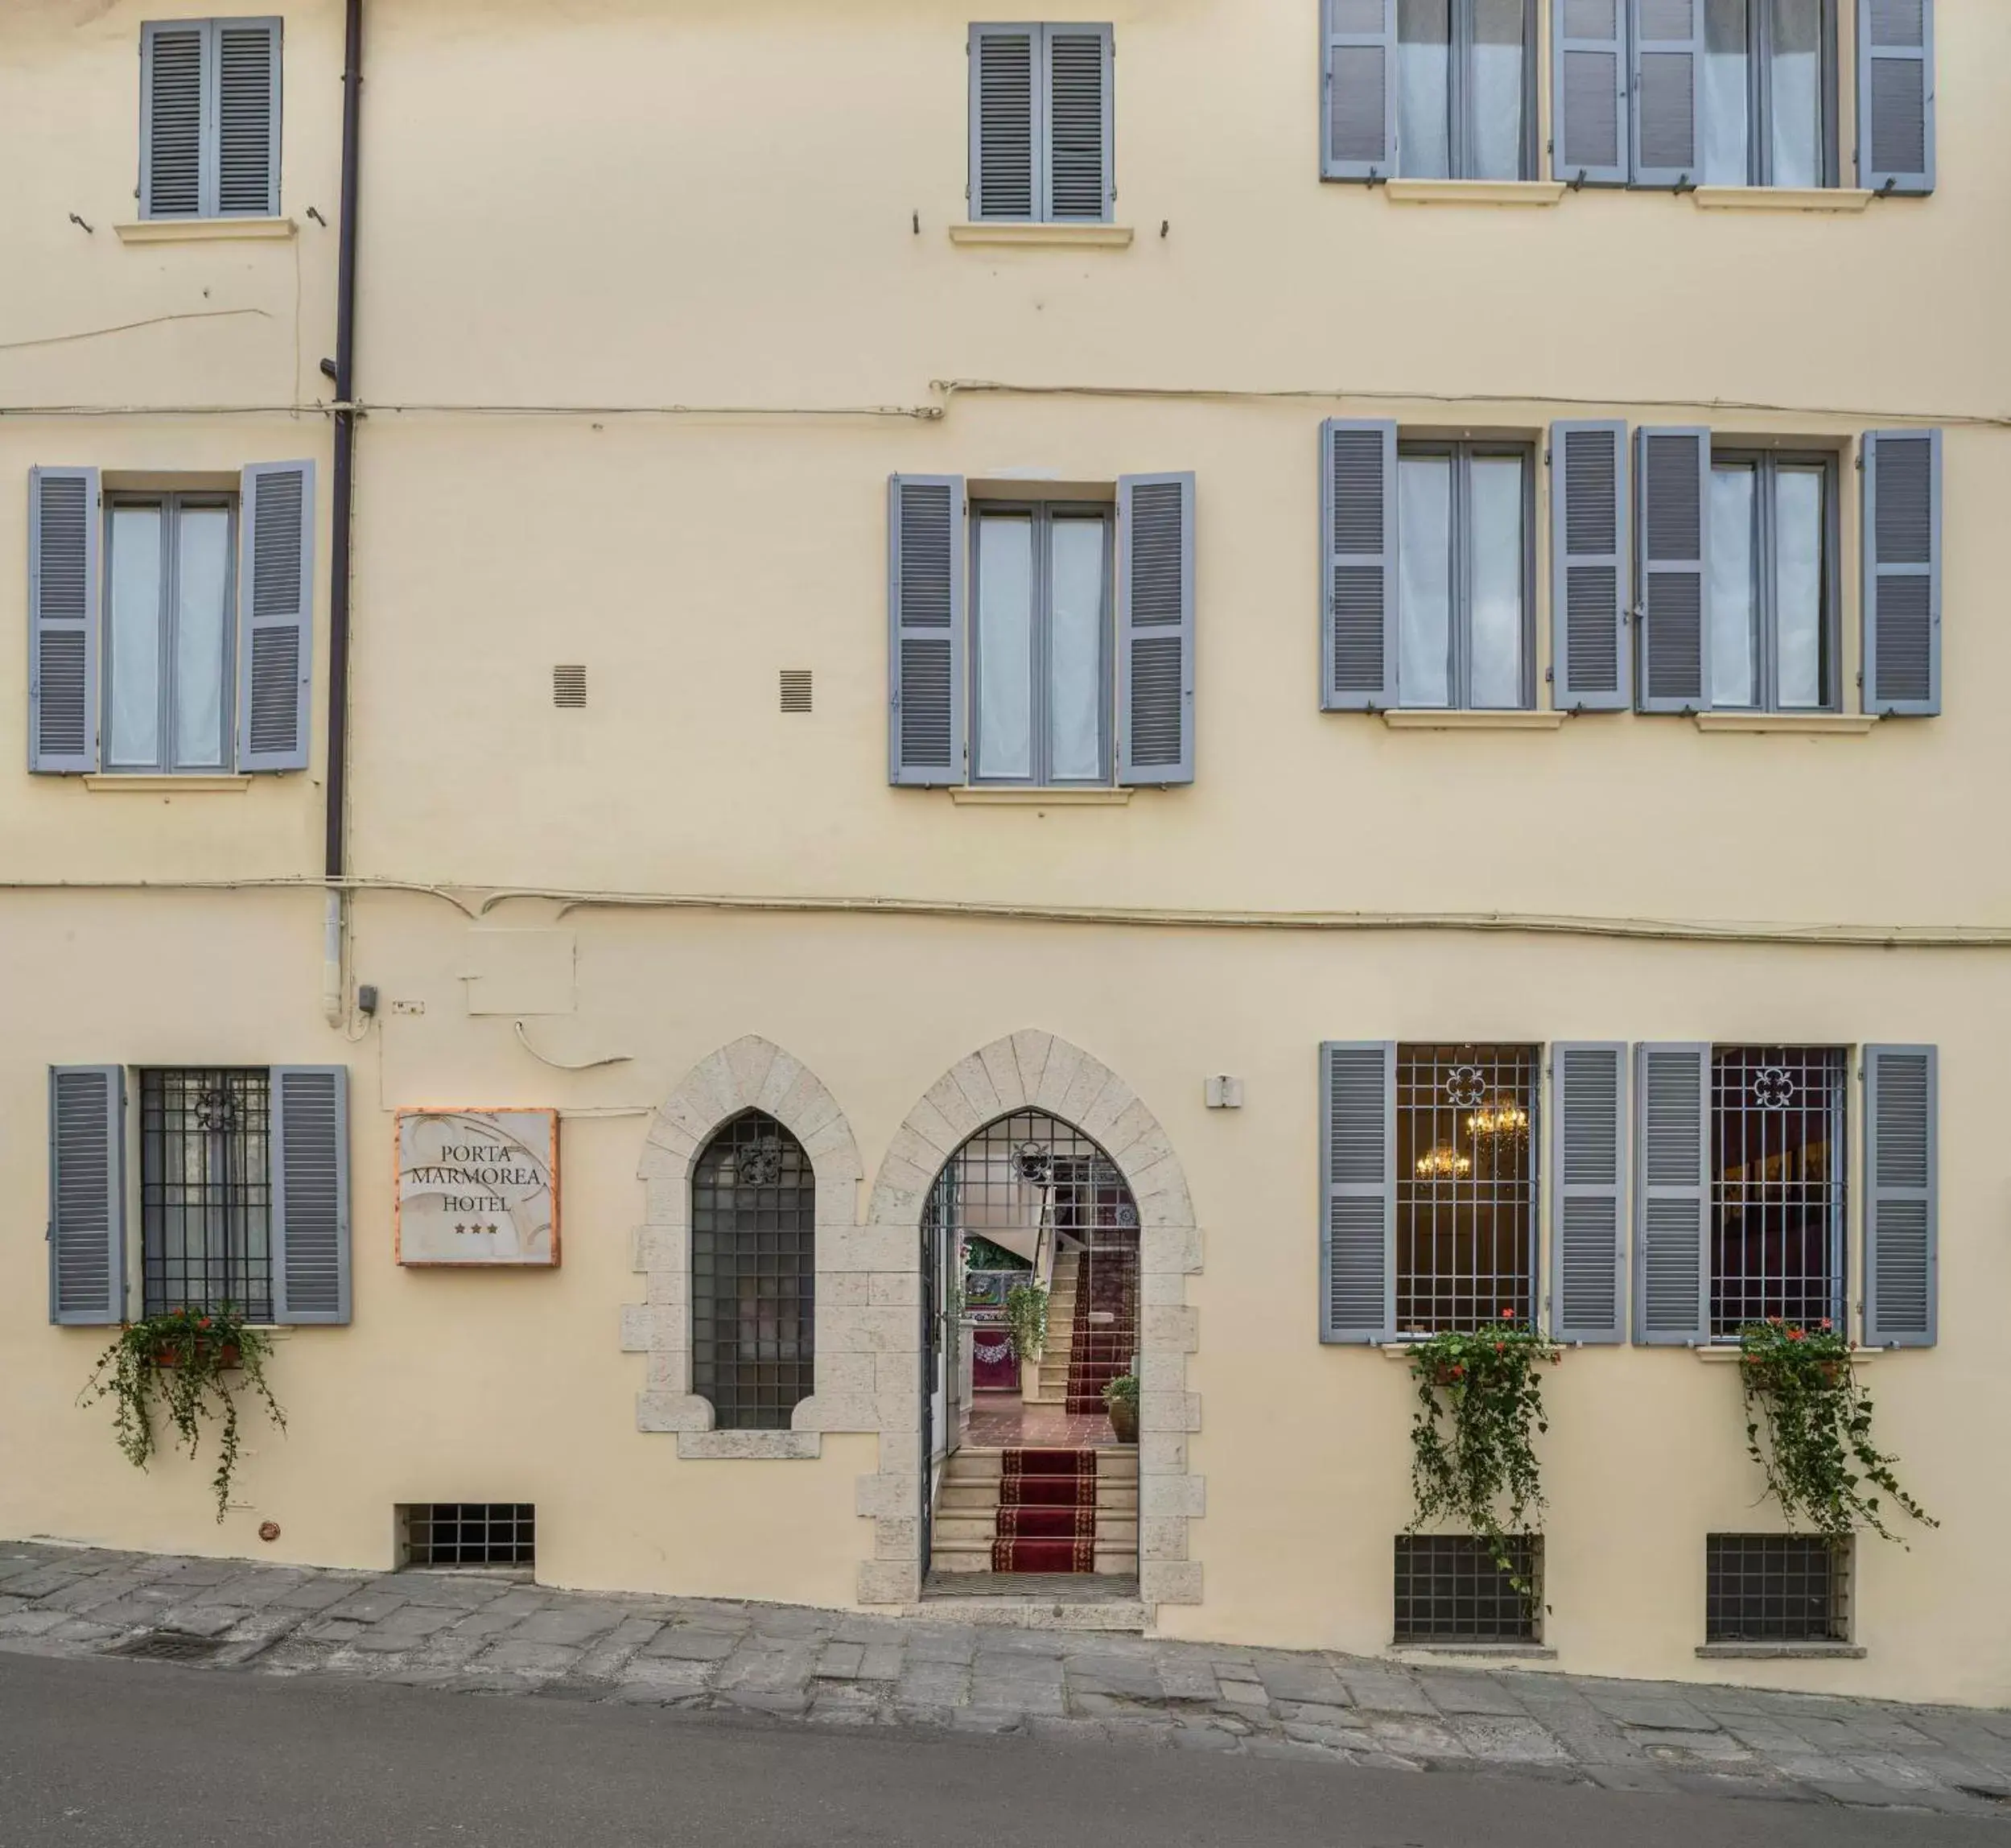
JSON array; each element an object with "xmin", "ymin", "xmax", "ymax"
[{"xmin": 324, "ymin": 0, "xmax": 363, "ymax": 880}]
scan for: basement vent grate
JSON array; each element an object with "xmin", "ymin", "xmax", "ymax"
[
  {"xmin": 779, "ymin": 669, "xmax": 813, "ymax": 714},
  {"xmin": 110, "ymin": 1630, "xmax": 229, "ymax": 1663},
  {"xmin": 553, "ymin": 666, "xmax": 587, "ymax": 708},
  {"xmin": 401, "ymin": 1503, "xmax": 536, "ymax": 1568}
]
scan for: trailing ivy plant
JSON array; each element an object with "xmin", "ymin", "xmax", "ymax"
[
  {"xmin": 1407, "ymin": 1312, "xmax": 1560, "ymax": 1599},
  {"xmin": 1003, "ymin": 1282, "xmax": 1049, "ymax": 1363},
  {"xmin": 1737, "ymin": 1318, "xmax": 1935, "ymax": 1545},
  {"xmin": 80, "ymin": 1307, "xmax": 285, "ymax": 1523}
]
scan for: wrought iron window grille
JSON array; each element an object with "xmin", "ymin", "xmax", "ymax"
[
  {"xmin": 1394, "ymin": 1535, "xmax": 1542, "ymax": 1644},
  {"xmin": 401, "ymin": 1504, "xmax": 536, "ymax": 1570},
  {"xmin": 1706, "ymin": 1534, "xmax": 1849, "ymax": 1644},
  {"xmin": 139, "ymin": 1067, "xmax": 273, "ymax": 1321}
]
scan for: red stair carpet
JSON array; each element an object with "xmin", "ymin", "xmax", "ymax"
[
  {"xmin": 990, "ymin": 1450, "xmax": 1098, "ymax": 1573},
  {"xmin": 1065, "ymin": 1243, "xmax": 1139, "ymax": 1414}
]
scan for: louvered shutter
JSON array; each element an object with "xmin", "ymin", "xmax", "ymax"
[
  {"xmin": 272, "ymin": 1066, "xmax": 350, "ymax": 1324},
  {"xmin": 1320, "ymin": 1042, "xmax": 1395, "ymax": 1343},
  {"xmin": 140, "ymin": 22, "xmax": 205, "ymax": 219},
  {"xmin": 1554, "ymin": 0, "xmax": 1630, "ymax": 186},
  {"xmin": 1861, "ymin": 429, "xmax": 1941, "ymax": 716},
  {"xmin": 1631, "ymin": 0, "xmax": 1702, "ymax": 188},
  {"xmin": 1858, "ymin": 0, "xmax": 1935, "ymax": 196},
  {"xmin": 888, "ymin": 475, "xmax": 966, "ymax": 786},
  {"xmin": 1044, "ymin": 27, "xmax": 1112, "ymax": 223},
  {"xmin": 1633, "ymin": 1043, "xmax": 1709, "ymax": 1344},
  {"xmin": 1321, "ymin": 420, "xmax": 1398, "ymax": 710},
  {"xmin": 1551, "ymin": 1045, "xmax": 1627, "ymax": 1343},
  {"xmin": 1551, "ymin": 421, "xmax": 1630, "ymax": 710},
  {"xmin": 1117, "ymin": 472, "xmax": 1195, "ymax": 786},
  {"xmin": 1865, "ymin": 1046, "xmax": 1937, "ymax": 1347},
  {"xmin": 28, "ymin": 468, "xmax": 100, "ymax": 773},
  {"xmin": 1634, "ymin": 427, "xmax": 1709, "ymax": 712},
  {"xmin": 971, "ymin": 26, "xmax": 1039, "ymax": 221},
  {"xmin": 216, "ymin": 20, "xmax": 282, "ymax": 217},
  {"xmin": 48, "ymin": 1067, "xmax": 126, "ymax": 1326},
  {"xmin": 237, "ymin": 460, "xmax": 315, "ymax": 771},
  {"xmin": 1323, "ymin": 0, "xmax": 1395, "ymax": 180}
]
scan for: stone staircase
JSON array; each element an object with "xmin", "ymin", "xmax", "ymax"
[
  {"xmin": 1024, "ymin": 1247, "xmax": 1080, "ymax": 1405},
  {"xmin": 927, "ymin": 1446, "xmax": 1139, "ymax": 1578}
]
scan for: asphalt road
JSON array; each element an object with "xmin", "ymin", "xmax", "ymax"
[{"xmin": 0, "ymin": 1652, "xmax": 2001, "ymax": 1848}]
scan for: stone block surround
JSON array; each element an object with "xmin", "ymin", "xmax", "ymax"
[{"xmin": 622, "ymin": 1031, "xmax": 1204, "ymax": 1613}]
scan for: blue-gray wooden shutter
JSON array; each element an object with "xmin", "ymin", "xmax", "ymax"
[
  {"xmin": 1631, "ymin": 0, "xmax": 1702, "ymax": 188},
  {"xmin": 888, "ymin": 475, "xmax": 966, "ymax": 786},
  {"xmin": 1552, "ymin": 1043, "xmax": 1627, "ymax": 1343},
  {"xmin": 1323, "ymin": 0, "xmax": 1396, "ymax": 181},
  {"xmin": 1321, "ymin": 419, "xmax": 1398, "ymax": 710},
  {"xmin": 1320, "ymin": 1042, "xmax": 1395, "ymax": 1343},
  {"xmin": 1861, "ymin": 429, "xmax": 1941, "ymax": 716},
  {"xmin": 1858, "ymin": 0, "xmax": 1935, "ymax": 196},
  {"xmin": 271, "ymin": 1066, "xmax": 350, "ymax": 1324},
  {"xmin": 1117, "ymin": 472, "xmax": 1195, "ymax": 786},
  {"xmin": 216, "ymin": 19, "xmax": 282, "ymax": 217},
  {"xmin": 237, "ymin": 460, "xmax": 315, "ymax": 771},
  {"xmin": 48, "ymin": 1066, "xmax": 126, "ymax": 1326},
  {"xmin": 1634, "ymin": 427, "xmax": 1709, "ymax": 712},
  {"xmin": 1551, "ymin": 421, "xmax": 1630, "ymax": 709},
  {"xmin": 1554, "ymin": 0, "xmax": 1631, "ymax": 186},
  {"xmin": 971, "ymin": 25, "xmax": 1040, "ymax": 220},
  {"xmin": 28, "ymin": 467, "xmax": 101, "ymax": 773},
  {"xmin": 1864, "ymin": 1045, "xmax": 1937, "ymax": 1347},
  {"xmin": 140, "ymin": 21, "xmax": 206, "ymax": 218},
  {"xmin": 1633, "ymin": 1042, "xmax": 1709, "ymax": 1344},
  {"xmin": 1044, "ymin": 26, "xmax": 1113, "ymax": 223}
]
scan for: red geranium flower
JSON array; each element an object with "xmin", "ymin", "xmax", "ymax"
[
  {"xmin": 1786, "ymin": 1328, "xmax": 1806, "ymax": 1342},
  {"xmin": 1500, "ymin": 1307, "xmax": 1515, "ymax": 1320},
  {"xmin": 1820, "ymin": 1318, "xmax": 1833, "ymax": 1331}
]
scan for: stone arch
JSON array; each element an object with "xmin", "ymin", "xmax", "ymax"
[
  {"xmin": 620, "ymin": 1036, "xmax": 871, "ymax": 1460},
  {"xmin": 855, "ymin": 1030, "xmax": 1204, "ymax": 1611}
]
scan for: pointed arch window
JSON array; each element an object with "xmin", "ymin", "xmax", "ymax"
[{"xmin": 690, "ymin": 1112, "xmax": 815, "ymax": 1430}]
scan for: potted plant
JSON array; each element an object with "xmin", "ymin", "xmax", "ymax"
[
  {"xmin": 1004, "ymin": 1281, "xmax": 1049, "ymax": 1402},
  {"xmin": 1102, "ymin": 1372, "xmax": 1139, "ymax": 1443},
  {"xmin": 1406, "ymin": 1310, "xmax": 1560, "ymax": 1606},
  {"xmin": 80, "ymin": 1306, "xmax": 286, "ymax": 1523},
  {"xmin": 1737, "ymin": 1318, "xmax": 1935, "ymax": 1544}
]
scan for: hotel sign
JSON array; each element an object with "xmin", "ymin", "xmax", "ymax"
[{"xmin": 396, "ymin": 1109, "xmax": 560, "ymax": 1267}]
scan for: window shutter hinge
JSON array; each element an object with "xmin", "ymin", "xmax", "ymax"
[{"xmin": 1545, "ymin": 666, "xmax": 1555, "ymax": 684}]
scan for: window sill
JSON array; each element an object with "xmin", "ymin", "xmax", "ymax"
[
  {"xmin": 82, "ymin": 774, "xmax": 252, "ymax": 794},
  {"xmin": 949, "ymin": 221, "xmax": 1135, "ymax": 249},
  {"xmin": 675, "ymin": 1430, "xmax": 821, "ymax": 1461},
  {"xmin": 114, "ymin": 217, "xmax": 298, "ymax": 244},
  {"xmin": 1383, "ymin": 179, "xmax": 1567, "ymax": 207},
  {"xmin": 1380, "ymin": 710, "xmax": 1568, "ymax": 731},
  {"xmin": 1694, "ymin": 1345, "xmax": 1881, "ymax": 1365},
  {"xmin": 1692, "ymin": 713, "xmax": 1879, "ymax": 735},
  {"xmin": 1696, "ymin": 1643, "xmax": 1866, "ymax": 1660},
  {"xmin": 1392, "ymin": 1642, "xmax": 1557, "ymax": 1660},
  {"xmin": 948, "ymin": 787, "xmax": 1135, "ymax": 806},
  {"xmin": 1692, "ymin": 187, "xmax": 1873, "ymax": 214}
]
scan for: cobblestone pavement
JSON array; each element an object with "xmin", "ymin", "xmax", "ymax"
[{"xmin": 5, "ymin": 1541, "xmax": 2010, "ymax": 1821}]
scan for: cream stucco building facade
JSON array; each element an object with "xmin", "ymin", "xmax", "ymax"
[{"xmin": 4, "ymin": 0, "xmax": 2008, "ymax": 1706}]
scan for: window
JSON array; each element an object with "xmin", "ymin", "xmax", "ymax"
[
  {"xmin": 1707, "ymin": 453, "xmax": 1837, "ymax": 712},
  {"xmin": 1701, "ymin": 0, "xmax": 1836, "ymax": 188},
  {"xmin": 1706, "ymin": 1535, "xmax": 1848, "ymax": 1643},
  {"xmin": 1396, "ymin": 446, "xmax": 1534, "ymax": 710},
  {"xmin": 105, "ymin": 493, "xmax": 238, "ymax": 773},
  {"xmin": 140, "ymin": 1067, "xmax": 274, "ymax": 1321},
  {"xmin": 141, "ymin": 19, "xmax": 282, "ymax": 220},
  {"xmin": 691, "ymin": 1112, "xmax": 816, "ymax": 1431},
  {"xmin": 1395, "ymin": 1044, "xmax": 1538, "ymax": 1331},
  {"xmin": 1396, "ymin": 0, "xmax": 1535, "ymax": 179},
  {"xmin": 1395, "ymin": 1535, "xmax": 1540, "ymax": 1642},
  {"xmin": 969, "ymin": 24, "xmax": 1113, "ymax": 223},
  {"xmin": 972, "ymin": 504, "xmax": 1113, "ymax": 785},
  {"xmin": 402, "ymin": 1504, "xmax": 536, "ymax": 1569},
  {"xmin": 1711, "ymin": 1046, "xmax": 1847, "ymax": 1338}
]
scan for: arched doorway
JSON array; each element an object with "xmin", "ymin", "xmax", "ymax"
[{"xmin": 921, "ymin": 1111, "xmax": 1139, "ymax": 1589}]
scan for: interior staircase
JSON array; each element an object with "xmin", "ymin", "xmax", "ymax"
[
  {"xmin": 927, "ymin": 1446, "xmax": 1139, "ymax": 1578},
  {"xmin": 1065, "ymin": 1242, "xmax": 1138, "ymax": 1413}
]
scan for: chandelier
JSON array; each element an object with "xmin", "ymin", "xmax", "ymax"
[
  {"xmin": 1415, "ymin": 1145, "xmax": 1473, "ymax": 1181},
  {"xmin": 1465, "ymin": 1096, "xmax": 1530, "ymax": 1142}
]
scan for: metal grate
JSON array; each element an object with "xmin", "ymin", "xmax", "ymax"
[
  {"xmin": 1706, "ymin": 1535, "xmax": 1848, "ymax": 1644},
  {"xmin": 140, "ymin": 1069, "xmax": 273, "ymax": 1321},
  {"xmin": 110, "ymin": 1629, "xmax": 229, "ymax": 1663},
  {"xmin": 1395, "ymin": 1046, "xmax": 1538, "ymax": 1333},
  {"xmin": 925, "ymin": 1112, "xmax": 1139, "ymax": 1259},
  {"xmin": 691, "ymin": 1112, "xmax": 816, "ymax": 1431},
  {"xmin": 1711, "ymin": 1046, "xmax": 1847, "ymax": 1337},
  {"xmin": 402, "ymin": 1504, "xmax": 536, "ymax": 1569},
  {"xmin": 552, "ymin": 665, "xmax": 587, "ymax": 708},
  {"xmin": 1394, "ymin": 1536, "xmax": 1540, "ymax": 1644},
  {"xmin": 779, "ymin": 669, "xmax": 813, "ymax": 714}
]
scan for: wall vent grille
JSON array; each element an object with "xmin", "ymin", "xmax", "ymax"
[
  {"xmin": 553, "ymin": 666, "xmax": 587, "ymax": 708},
  {"xmin": 779, "ymin": 670, "xmax": 813, "ymax": 714}
]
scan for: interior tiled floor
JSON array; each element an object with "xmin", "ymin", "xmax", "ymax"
[{"xmin": 962, "ymin": 1392, "xmax": 1127, "ymax": 1450}]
